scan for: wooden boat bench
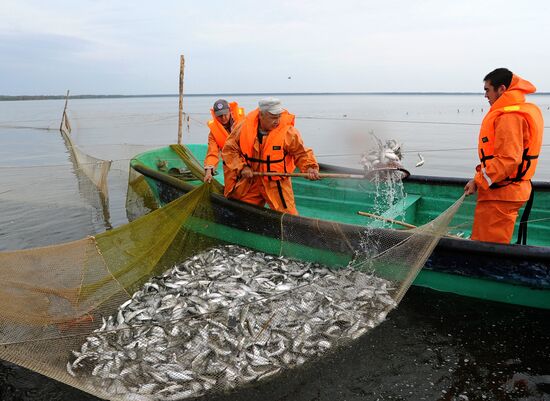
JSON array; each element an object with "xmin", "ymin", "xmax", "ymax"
[{"xmin": 365, "ymin": 193, "xmax": 421, "ymax": 229}]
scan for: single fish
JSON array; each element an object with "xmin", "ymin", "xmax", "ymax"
[{"xmin": 416, "ymin": 152, "xmax": 425, "ymax": 167}]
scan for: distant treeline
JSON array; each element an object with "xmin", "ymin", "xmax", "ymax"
[
  {"xmin": 2, "ymin": 92, "xmax": 549, "ymax": 101},
  {"xmin": 0, "ymin": 94, "xmax": 177, "ymax": 101}
]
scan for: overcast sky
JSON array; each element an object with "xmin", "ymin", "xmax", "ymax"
[{"xmin": 1, "ymin": 0, "xmax": 549, "ymax": 95}]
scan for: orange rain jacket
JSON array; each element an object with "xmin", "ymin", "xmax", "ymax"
[
  {"xmin": 204, "ymin": 102, "xmax": 245, "ymax": 170},
  {"xmin": 222, "ymin": 108, "xmax": 318, "ymax": 215},
  {"xmin": 471, "ymin": 74, "xmax": 544, "ymax": 243},
  {"xmin": 474, "ymin": 74, "xmax": 544, "ymax": 201}
]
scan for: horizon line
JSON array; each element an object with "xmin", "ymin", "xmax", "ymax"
[{"xmin": 2, "ymin": 91, "xmax": 549, "ymax": 101}]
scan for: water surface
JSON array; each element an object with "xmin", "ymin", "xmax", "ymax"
[{"xmin": 0, "ymin": 94, "xmax": 549, "ymax": 400}]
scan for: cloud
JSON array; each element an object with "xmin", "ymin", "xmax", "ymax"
[
  {"xmin": 1, "ymin": 0, "xmax": 549, "ymax": 94},
  {"xmin": 0, "ymin": 33, "xmax": 92, "ymax": 63}
]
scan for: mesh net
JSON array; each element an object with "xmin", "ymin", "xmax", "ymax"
[
  {"xmin": 61, "ymin": 107, "xmax": 112, "ymax": 197},
  {"xmin": 0, "ymin": 139, "xmax": 463, "ymax": 400}
]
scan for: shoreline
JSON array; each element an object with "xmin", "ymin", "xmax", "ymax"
[
  {"xmin": 0, "ymin": 92, "xmax": 490, "ymax": 101},
  {"xmin": 2, "ymin": 92, "xmax": 549, "ymax": 102}
]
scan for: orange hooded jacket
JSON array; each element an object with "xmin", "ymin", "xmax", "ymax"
[
  {"xmin": 204, "ymin": 102, "xmax": 245, "ymax": 169},
  {"xmin": 222, "ymin": 108, "xmax": 318, "ymax": 214},
  {"xmin": 474, "ymin": 74, "xmax": 544, "ymax": 202}
]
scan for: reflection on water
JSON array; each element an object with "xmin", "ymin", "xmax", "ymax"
[{"xmin": 0, "ymin": 94, "xmax": 549, "ymax": 400}]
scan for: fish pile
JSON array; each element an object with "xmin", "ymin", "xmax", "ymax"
[{"xmin": 68, "ymin": 245, "xmax": 397, "ymax": 401}]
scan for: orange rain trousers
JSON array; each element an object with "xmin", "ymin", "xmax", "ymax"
[
  {"xmin": 234, "ymin": 176, "xmax": 298, "ymax": 215},
  {"xmin": 470, "ymin": 200, "xmax": 525, "ymax": 244}
]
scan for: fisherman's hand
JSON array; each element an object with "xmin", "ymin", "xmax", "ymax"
[
  {"xmin": 241, "ymin": 166, "xmax": 253, "ymax": 179},
  {"xmin": 307, "ymin": 167, "xmax": 320, "ymax": 181},
  {"xmin": 204, "ymin": 168, "xmax": 213, "ymax": 183},
  {"xmin": 464, "ymin": 179, "xmax": 477, "ymax": 196}
]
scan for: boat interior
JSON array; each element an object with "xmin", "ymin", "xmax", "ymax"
[{"xmin": 131, "ymin": 144, "xmax": 550, "ymax": 248}]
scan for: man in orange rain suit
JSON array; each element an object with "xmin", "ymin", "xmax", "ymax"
[
  {"xmin": 203, "ymin": 99, "xmax": 245, "ymax": 183},
  {"xmin": 464, "ymin": 68, "xmax": 544, "ymax": 244},
  {"xmin": 222, "ymin": 97, "xmax": 320, "ymax": 215}
]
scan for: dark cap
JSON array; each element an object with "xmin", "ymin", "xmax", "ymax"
[{"xmin": 213, "ymin": 99, "xmax": 230, "ymax": 116}]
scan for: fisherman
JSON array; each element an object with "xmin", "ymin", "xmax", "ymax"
[
  {"xmin": 464, "ymin": 68, "xmax": 544, "ymax": 244},
  {"xmin": 222, "ymin": 97, "xmax": 320, "ymax": 215},
  {"xmin": 203, "ymin": 99, "xmax": 245, "ymax": 183}
]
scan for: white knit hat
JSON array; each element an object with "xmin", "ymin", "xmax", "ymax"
[{"xmin": 258, "ymin": 97, "xmax": 284, "ymax": 115}]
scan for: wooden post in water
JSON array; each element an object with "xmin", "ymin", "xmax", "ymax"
[
  {"xmin": 177, "ymin": 55, "xmax": 185, "ymax": 145},
  {"xmin": 60, "ymin": 90, "xmax": 70, "ymax": 133}
]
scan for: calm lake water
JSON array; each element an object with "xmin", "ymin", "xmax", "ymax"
[{"xmin": 0, "ymin": 94, "xmax": 549, "ymax": 401}]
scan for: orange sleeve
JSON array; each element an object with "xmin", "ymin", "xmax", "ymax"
[
  {"xmin": 221, "ymin": 122, "xmax": 248, "ymax": 173},
  {"xmin": 204, "ymin": 131, "xmax": 220, "ymax": 169},
  {"xmin": 285, "ymin": 127, "xmax": 319, "ymax": 172},
  {"xmin": 474, "ymin": 113, "xmax": 528, "ymax": 190}
]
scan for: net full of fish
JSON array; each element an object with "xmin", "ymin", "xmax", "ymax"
[
  {"xmin": 359, "ymin": 135, "xmax": 425, "ymax": 170},
  {"xmin": 360, "ymin": 138, "xmax": 403, "ymax": 172},
  {"xmin": 68, "ymin": 245, "xmax": 397, "ymax": 401}
]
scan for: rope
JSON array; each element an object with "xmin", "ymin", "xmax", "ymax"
[
  {"xmin": 518, "ymin": 216, "xmax": 550, "ymax": 224},
  {"xmin": 445, "ymin": 216, "xmax": 550, "ymax": 234},
  {"xmin": 298, "ymin": 115, "xmax": 481, "ymax": 126},
  {"xmin": 316, "ymin": 144, "xmax": 550, "ymax": 159},
  {"xmin": 0, "ymin": 125, "xmax": 57, "ymax": 131}
]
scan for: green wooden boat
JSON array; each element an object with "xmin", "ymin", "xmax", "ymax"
[{"xmin": 130, "ymin": 144, "xmax": 550, "ymax": 310}]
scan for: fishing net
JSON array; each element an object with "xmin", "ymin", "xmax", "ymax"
[
  {"xmin": 60, "ymin": 104, "xmax": 112, "ymax": 197},
  {"xmin": 0, "ymin": 137, "xmax": 464, "ymax": 400}
]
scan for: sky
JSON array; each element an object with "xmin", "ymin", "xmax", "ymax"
[{"xmin": 1, "ymin": 0, "xmax": 549, "ymax": 95}]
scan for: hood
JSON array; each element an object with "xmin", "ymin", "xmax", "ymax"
[
  {"xmin": 491, "ymin": 74, "xmax": 537, "ymax": 110},
  {"xmin": 508, "ymin": 74, "xmax": 537, "ymax": 94}
]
